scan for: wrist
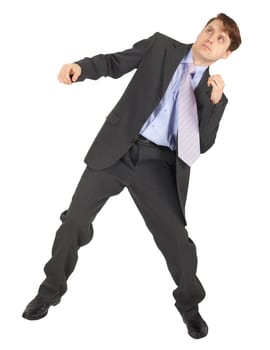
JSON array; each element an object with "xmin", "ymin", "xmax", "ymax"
[{"xmin": 211, "ymin": 97, "xmax": 222, "ymax": 104}]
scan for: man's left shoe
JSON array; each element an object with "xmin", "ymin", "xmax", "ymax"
[
  {"xmin": 182, "ymin": 312, "xmax": 208, "ymax": 339},
  {"xmin": 22, "ymin": 294, "xmax": 60, "ymax": 320}
]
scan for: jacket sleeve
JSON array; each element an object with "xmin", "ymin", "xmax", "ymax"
[
  {"xmin": 73, "ymin": 32, "xmax": 158, "ymax": 81},
  {"xmin": 199, "ymin": 93, "xmax": 228, "ymax": 153}
]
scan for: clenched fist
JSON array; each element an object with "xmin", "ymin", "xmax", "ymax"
[
  {"xmin": 57, "ymin": 63, "xmax": 82, "ymax": 84},
  {"xmin": 207, "ymin": 74, "xmax": 225, "ymax": 104}
]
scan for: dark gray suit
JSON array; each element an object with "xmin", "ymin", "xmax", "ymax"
[
  {"xmin": 37, "ymin": 32, "xmax": 227, "ymax": 318},
  {"xmin": 74, "ymin": 31, "xmax": 227, "ymax": 225}
]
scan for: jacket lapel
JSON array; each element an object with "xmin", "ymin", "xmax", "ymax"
[
  {"xmin": 162, "ymin": 38, "xmax": 211, "ymax": 103},
  {"xmin": 194, "ymin": 68, "xmax": 211, "ymax": 102},
  {"xmin": 159, "ymin": 40, "xmax": 192, "ymax": 97}
]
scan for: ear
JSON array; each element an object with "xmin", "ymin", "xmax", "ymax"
[{"xmin": 222, "ymin": 50, "xmax": 232, "ymax": 59}]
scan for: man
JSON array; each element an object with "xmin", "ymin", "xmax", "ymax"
[{"xmin": 22, "ymin": 13, "xmax": 241, "ymax": 339}]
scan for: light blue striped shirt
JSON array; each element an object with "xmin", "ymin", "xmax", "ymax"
[{"xmin": 139, "ymin": 48, "xmax": 207, "ymax": 151}]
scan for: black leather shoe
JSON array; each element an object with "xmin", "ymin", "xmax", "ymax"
[
  {"xmin": 182, "ymin": 312, "xmax": 208, "ymax": 339},
  {"xmin": 22, "ymin": 295, "xmax": 60, "ymax": 320}
]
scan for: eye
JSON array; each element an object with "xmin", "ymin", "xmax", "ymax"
[
  {"xmin": 218, "ymin": 36, "xmax": 225, "ymax": 43},
  {"xmin": 207, "ymin": 28, "xmax": 212, "ymax": 33}
]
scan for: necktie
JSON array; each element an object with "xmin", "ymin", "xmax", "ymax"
[{"xmin": 177, "ymin": 63, "xmax": 200, "ymax": 166}]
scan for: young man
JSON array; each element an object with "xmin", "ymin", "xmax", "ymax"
[{"xmin": 22, "ymin": 13, "xmax": 241, "ymax": 339}]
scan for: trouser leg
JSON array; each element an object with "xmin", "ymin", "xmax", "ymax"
[
  {"xmin": 38, "ymin": 162, "xmax": 129, "ymax": 302},
  {"xmin": 126, "ymin": 142, "xmax": 206, "ymax": 319}
]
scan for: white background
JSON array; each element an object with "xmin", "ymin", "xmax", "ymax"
[{"xmin": 1, "ymin": 0, "xmax": 269, "ymax": 348}]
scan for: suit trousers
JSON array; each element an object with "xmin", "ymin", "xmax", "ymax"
[{"xmin": 37, "ymin": 136, "xmax": 206, "ymax": 318}]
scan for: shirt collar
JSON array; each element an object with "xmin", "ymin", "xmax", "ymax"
[{"xmin": 181, "ymin": 48, "xmax": 208, "ymax": 74}]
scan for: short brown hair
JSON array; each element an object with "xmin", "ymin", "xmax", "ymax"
[{"xmin": 206, "ymin": 13, "xmax": 242, "ymax": 52}]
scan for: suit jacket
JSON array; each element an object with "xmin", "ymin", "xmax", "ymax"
[{"xmin": 74, "ymin": 32, "xmax": 228, "ymax": 225}]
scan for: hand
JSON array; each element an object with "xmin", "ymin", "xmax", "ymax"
[
  {"xmin": 207, "ymin": 75, "xmax": 225, "ymax": 104},
  {"xmin": 57, "ymin": 63, "xmax": 82, "ymax": 84}
]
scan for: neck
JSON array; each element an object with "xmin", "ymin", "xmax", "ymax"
[{"xmin": 191, "ymin": 45, "xmax": 211, "ymax": 67}]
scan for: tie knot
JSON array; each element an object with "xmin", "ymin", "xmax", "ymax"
[{"xmin": 185, "ymin": 62, "xmax": 195, "ymax": 76}]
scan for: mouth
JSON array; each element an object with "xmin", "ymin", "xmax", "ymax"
[{"xmin": 202, "ymin": 43, "xmax": 211, "ymax": 51}]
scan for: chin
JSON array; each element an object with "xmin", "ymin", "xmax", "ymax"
[{"xmin": 198, "ymin": 51, "xmax": 211, "ymax": 60}]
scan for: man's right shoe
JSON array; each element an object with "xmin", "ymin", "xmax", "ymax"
[
  {"xmin": 22, "ymin": 295, "xmax": 60, "ymax": 320},
  {"xmin": 181, "ymin": 312, "xmax": 208, "ymax": 339}
]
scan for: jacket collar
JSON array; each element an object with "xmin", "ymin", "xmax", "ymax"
[{"xmin": 171, "ymin": 40, "xmax": 212, "ymax": 101}]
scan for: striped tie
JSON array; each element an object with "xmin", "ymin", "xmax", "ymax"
[{"xmin": 177, "ymin": 63, "xmax": 200, "ymax": 167}]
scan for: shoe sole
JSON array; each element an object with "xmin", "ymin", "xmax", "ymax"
[
  {"xmin": 22, "ymin": 310, "xmax": 49, "ymax": 320},
  {"xmin": 188, "ymin": 326, "xmax": 208, "ymax": 339},
  {"xmin": 22, "ymin": 300, "xmax": 60, "ymax": 321}
]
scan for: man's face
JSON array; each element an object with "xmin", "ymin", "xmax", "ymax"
[{"xmin": 192, "ymin": 19, "xmax": 232, "ymax": 65}]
